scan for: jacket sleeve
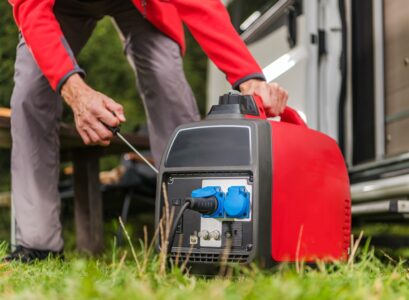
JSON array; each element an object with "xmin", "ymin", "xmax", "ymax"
[
  {"xmin": 164, "ymin": 0, "xmax": 266, "ymax": 89},
  {"xmin": 10, "ymin": 0, "xmax": 85, "ymax": 93}
]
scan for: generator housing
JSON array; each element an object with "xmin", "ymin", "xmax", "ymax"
[{"xmin": 155, "ymin": 93, "xmax": 351, "ymax": 271}]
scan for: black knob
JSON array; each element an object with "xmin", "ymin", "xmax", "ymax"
[{"xmin": 208, "ymin": 93, "xmax": 259, "ymax": 116}]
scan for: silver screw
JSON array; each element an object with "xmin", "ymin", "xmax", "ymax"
[
  {"xmin": 198, "ymin": 230, "xmax": 210, "ymax": 240},
  {"xmin": 210, "ymin": 230, "xmax": 221, "ymax": 241}
]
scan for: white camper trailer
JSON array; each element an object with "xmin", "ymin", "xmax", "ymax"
[{"xmin": 207, "ymin": 0, "xmax": 409, "ymax": 220}]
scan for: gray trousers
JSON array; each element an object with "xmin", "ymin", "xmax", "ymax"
[{"xmin": 11, "ymin": 0, "xmax": 200, "ymax": 251}]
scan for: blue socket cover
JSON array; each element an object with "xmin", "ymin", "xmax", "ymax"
[
  {"xmin": 191, "ymin": 186, "xmax": 224, "ymax": 218},
  {"xmin": 224, "ymin": 186, "xmax": 250, "ymax": 218}
]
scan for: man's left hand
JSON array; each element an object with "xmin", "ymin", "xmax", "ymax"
[{"xmin": 239, "ymin": 79, "xmax": 288, "ymax": 117}]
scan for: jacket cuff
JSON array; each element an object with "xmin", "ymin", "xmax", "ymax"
[
  {"xmin": 56, "ymin": 67, "xmax": 86, "ymax": 94},
  {"xmin": 232, "ymin": 73, "xmax": 266, "ymax": 91}
]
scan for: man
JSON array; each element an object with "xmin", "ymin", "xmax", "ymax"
[{"xmin": 4, "ymin": 0, "xmax": 288, "ymax": 262}]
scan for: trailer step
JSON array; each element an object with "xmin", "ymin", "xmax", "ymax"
[{"xmin": 352, "ymin": 199, "xmax": 409, "ymax": 217}]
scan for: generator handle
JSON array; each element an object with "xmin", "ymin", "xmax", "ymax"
[
  {"xmin": 281, "ymin": 106, "xmax": 307, "ymax": 128},
  {"xmin": 252, "ymin": 95, "xmax": 307, "ymax": 127}
]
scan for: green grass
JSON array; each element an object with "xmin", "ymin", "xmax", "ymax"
[
  {"xmin": 2, "ymin": 206, "xmax": 409, "ymax": 300},
  {"xmin": 1, "ymin": 236, "xmax": 409, "ymax": 300}
]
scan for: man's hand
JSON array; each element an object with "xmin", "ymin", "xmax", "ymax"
[
  {"xmin": 61, "ymin": 74, "xmax": 126, "ymax": 146},
  {"xmin": 239, "ymin": 79, "xmax": 288, "ymax": 117}
]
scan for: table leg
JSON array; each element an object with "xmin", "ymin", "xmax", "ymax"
[{"xmin": 73, "ymin": 148, "xmax": 104, "ymax": 254}]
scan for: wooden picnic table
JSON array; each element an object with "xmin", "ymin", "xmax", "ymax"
[{"xmin": 0, "ymin": 109, "xmax": 150, "ymax": 254}]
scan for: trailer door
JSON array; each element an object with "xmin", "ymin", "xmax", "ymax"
[
  {"xmin": 207, "ymin": 0, "xmax": 344, "ymax": 144},
  {"xmin": 384, "ymin": 0, "xmax": 409, "ymax": 157},
  {"xmin": 207, "ymin": 0, "xmax": 312, "ymax": 123}
]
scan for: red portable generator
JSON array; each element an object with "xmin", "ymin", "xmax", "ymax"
[{"xmin": 155, "ymin": 92, "xmax": 351, "ymax": 271}]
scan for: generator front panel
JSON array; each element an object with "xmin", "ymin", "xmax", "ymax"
[
  {"xmin": 164, "ymin": 173, "xmax": 255, "ymax": 264},
  {"xmin": 155, "ymin": 118, "xmax": 273, "ymax": 267}
]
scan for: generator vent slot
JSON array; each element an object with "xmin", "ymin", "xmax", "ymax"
[
  {"xmin": 169, "ymin": 252, "xmax": 249, "ymax": 264},
  {"xmin": 168, "ymin": 171, "xmax": 252, "ymax": 178}
]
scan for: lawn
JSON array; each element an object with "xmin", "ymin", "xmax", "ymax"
[{"xmin": 1, "ymin": 232, "xmax": 409, "ymax": 300}]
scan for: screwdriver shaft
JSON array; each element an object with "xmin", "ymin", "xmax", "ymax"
[{"xmin": 116, "ymin": 132, "xmax": 159, "ymax": 174}]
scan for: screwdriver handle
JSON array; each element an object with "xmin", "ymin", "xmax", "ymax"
[
  {"xmin": 105, "ymin": 124, "xmax": 121, "ymax": 135},
  {"xmin": 104, "ymin": 110, "xmax": 122, "ymax": 135}
]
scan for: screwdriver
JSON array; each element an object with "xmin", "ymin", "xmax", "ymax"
[{"xmin": 105, "ymin": 124, "xmax": 159, "ymax": 174}]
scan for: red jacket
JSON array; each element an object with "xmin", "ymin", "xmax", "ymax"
[{"xmin": 9, "ymin": 0, "xmax": 265, "ymax": 92}]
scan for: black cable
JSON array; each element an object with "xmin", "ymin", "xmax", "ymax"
[
  {"xmin": 166, "ymin": 197, "xmax": 219, "ymax": 254},
  {"xmin": 167, "ymin": 201, "xmax": 191, "ymax": 254}
]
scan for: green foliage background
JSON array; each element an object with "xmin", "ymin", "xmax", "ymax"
[
  {"xmin": 0, "ymin": 3, "xmax": 18, "ymax": 107},
  {"xmin": 0, "ymin": 2, "xmax": 208, "ymax": 191}
]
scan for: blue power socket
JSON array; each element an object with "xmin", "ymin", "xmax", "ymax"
[
  {"xmin": 191, "ymin": 186, "xmax": 250, "ymax": 219},
  {"xmin": 224, "ymin": 186, "xmax": 250, "ymax": 219}
]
